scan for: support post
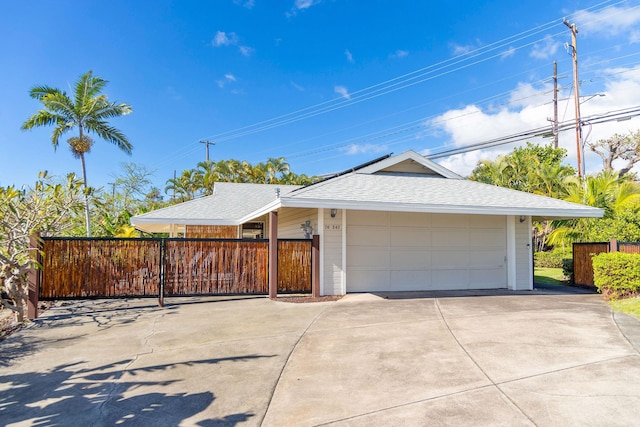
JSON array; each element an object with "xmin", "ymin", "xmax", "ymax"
[
  {"xmin": 610, "ymin": 238, "xmax": 618, "ymax": 253},
  {"xmin": 269, "ymin": 211, "xmax": 278, "ymax": 299},
  {"xmin": 311, "ymin": 234, "xmax": 320, "ymax": 298},
  {"xmin": 27, "ymin": 234, "xmax": 41, "ymax": 320},
  {"xmin": 158, "ymin": 239, "xmax": 165, "ymax": 307}
]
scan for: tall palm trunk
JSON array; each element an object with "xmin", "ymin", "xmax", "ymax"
[{"xmin": 80, "ymin": 152, "xmax": 91, "ymax": 237}]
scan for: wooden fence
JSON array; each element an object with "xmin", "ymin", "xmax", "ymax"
[
  {"xmin": 573, "ymin": 239, "xmax": 640, "ymax": 287},
  {"xmin": 40, "ymin": 237, "xmax": 312, "ymax": 299}
]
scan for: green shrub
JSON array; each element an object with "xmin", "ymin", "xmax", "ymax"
[
  {"xmin": 562, "ymin": 258, "xmax": 574, "ymax": 284},
  {"xmin": 534, "ymin": 248, "xmax": 572, "ymax": 268},
  {"xmin": 592, "ymin": 252, "xmax": 640, "ymax": 300}
]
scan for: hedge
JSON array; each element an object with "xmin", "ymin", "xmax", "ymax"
[
  {"xmin": 592, "ymin": 252, "xmax": 640, "ymax": 300},
  {"xmin": 534, "ymin": 248, "xmax": 572, "ymax": 269}
]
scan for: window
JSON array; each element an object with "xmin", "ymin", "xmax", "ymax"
[{"xmin": 242, "ymin": 222, "xmax": 264, "ymax": 239}]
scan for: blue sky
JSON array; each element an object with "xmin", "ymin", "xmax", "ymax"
[{"xmin": 2, "ymin": 0, "xmax": 640, "ymax": 193}]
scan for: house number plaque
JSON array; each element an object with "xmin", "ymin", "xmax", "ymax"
[{"xmin": 324, "ymin": 224, "xmax": 341, "ymax": 231}]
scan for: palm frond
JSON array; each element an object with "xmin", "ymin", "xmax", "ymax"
[
  {"xmin": 41, "ymin": 92, "xmax": 76, "ymax": 117},
  {"xmin": 92, "ymin": 102, "xmax": 133, "ymax": 119},
  {"xmin": 28, "ymin": 85, "xmax": 63, "ymax": 100},
  {"xmin": 85, "ymin": 121, "xmax": 132, "ymax": 154},
  {"xmin": 74, "ymin": 71, "xmax": 107, "ymax": 107},
  {"xmin": 21, "ymin": 110, "xmax": 62, "ymax": 131}
]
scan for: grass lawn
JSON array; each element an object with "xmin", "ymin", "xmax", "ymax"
[
  {"xmin": 610, "ymin": 298, "xmax": 640, "ymax": 320},
  {"xmin": 534, "ymin": 267, "xmax": 567, "ymax": 285}
]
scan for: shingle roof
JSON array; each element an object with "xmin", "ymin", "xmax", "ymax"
[
  {"xmin": 131, "ymin": 151, "xmax": 603, "ymax": 231},
  {"xmin": 282, "ymin": 172, "xmax": 602, "ymax": 217},
  {"xmin": 131, "ymin": 183, "xmax": 299, "ymax": 230}
]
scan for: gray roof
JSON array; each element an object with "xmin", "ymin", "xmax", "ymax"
[
  {"xmin": 131, "ymin": 183, "xmax": 299, "ymax": 231},
  {"xmin": 132, "ymin": 150, "xmax": 603, "ymax": 232},
  {"xmin": 281, "ymin": 172, "xmax": 602, "ymax": 217}
]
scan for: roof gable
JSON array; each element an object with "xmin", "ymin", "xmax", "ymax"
[{"xmin": 357, "ymin": 150, "xmax": 462, "ymax": 179}]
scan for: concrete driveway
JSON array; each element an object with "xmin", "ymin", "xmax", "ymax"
[{"xmin": 1, "ymin": 287, "xmax": 639, "ymax": 426}]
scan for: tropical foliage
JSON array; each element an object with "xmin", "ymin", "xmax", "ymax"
[
  {"xmin": 0, "ymin": 173, "xmax": 84, "ymax": 321},
  {"xmin": 21, "ymin": 71, "xmax": 133, "ymax": 237},
  {"xmin": 165, "ymin": 157, "xmax": 318, "ymax": 201}
]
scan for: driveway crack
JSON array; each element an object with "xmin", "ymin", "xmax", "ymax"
[
  {"xmin": 259, "ymin": 302, "xmax": 335, "ymax": 426},
  {"xmin": 434, "ymin": 297, "xmax": 539, "ymax": 427}
]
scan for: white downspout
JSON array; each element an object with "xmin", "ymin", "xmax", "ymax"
[{"xmin": 506, "ymin": 216, "xmax": 517, "ymax": 290}]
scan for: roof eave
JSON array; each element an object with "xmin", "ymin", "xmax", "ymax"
[{"xmin": 279, "ymin": 197, "xmax": 604, "ymax": 218}]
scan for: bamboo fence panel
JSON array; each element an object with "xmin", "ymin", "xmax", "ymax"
[
  {"xmin": 186, "ymin": 225, "xmax": 238, "ymax": 238},
  {"xmin": 573, "ymin": 242, "xmax": 609, "ymax": 287},
  {"xmin": 41, "ymin": 239, "xmax": 161, "ymax": 298},
  {"xmin": 164, "ymin": 239, "xmax": 269, "ymax": 295},
  {"xmin": 278, "ymin": 240, "xmax": 312, "ymax": 293},
  {"xmin": 619, "ymin": 242, "xmax": 640, "ymax": 254}
]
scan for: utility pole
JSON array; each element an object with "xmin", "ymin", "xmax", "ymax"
[
  {"xmin": 547, "ymin": 61, "xmax": 560, "ymax": 149},
  {"xmin": 199, "ymin": 140, "xmax": 215, "ymax": 162},
  {"xmin": 552, "ymin": 61, "xmax": 559, "ymax": 149},
  {"xmin": 564, "ymin": 18, "xmax": 584, "ymax": 177}
]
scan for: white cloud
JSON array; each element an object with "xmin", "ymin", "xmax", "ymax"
[
  {"xmin": 500, "ymin": 46, "xmax": 516, "ymax": 59},
  {"xmin": 343, "ymin": 143, "xmax": 388, "ymax": 155},
  {"xmin": 450, "ymin": 43, "xmax": 473, "ymax": 56},
  {"xmin": 530, "ymin": 35, "xmax": 560, "ymax": 60},
  {"xmin": 234, "ymin": 0, "xmax": 255, "ymax": 9},
  {"xmin": 426, "ymin": 67, "xmax": 640, "ymax": 177},
  {"xmin": 217, "ymin": 73, "xmax": 238, "ymax": 88},
  {"xmin": 239, "ymin": 45, "xmax": 254, "ymax": 56},
  {"xmin": 345, "ymin": 49, "xmax": 354, "ymax": 63},
  {"xmin": 291, "ymin": 81, "xmax": 305, "ymax": 92},
  {"xmin": 390, "ymin": 49, "xmax": 409, "ymax": 59},
  {"xmin": 212, "ymin": 31, "xmax": 238, "ymax": 47},
  {"xmin": 287, "ymin": 0, "xmax": 321, "ymax": 17},
  {"xmin": 334, "ymin": 85, "xmax": 350, "ymax": 100},
  {"xmin": 572, "ymin": 5, "xmax": 640, "ymax": 40},
  {"xmin": 294, "ymin": 0, "xmax": 320, "ymax": 10}
]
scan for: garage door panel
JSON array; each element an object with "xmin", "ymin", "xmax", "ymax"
[
  {"xmin": 390, "ymin": 212, "xmax": 431, "ymax": 227},
  {"xmin": 347, "ymin": 270, "xmax": 390, "ymax": 292},
  {"xmin": 390, "ymin": 250, "xmax": 431, "ymax": 269},
  {"xmin": 348, "ymin": 247, "xmax": 389, "ymax": 268},
  {"xmin": 431, "ymin": 269, "xmax": 470, "ymax": 288},
  {"xmin": 432, "ymin": 214, "xmax": 471, "ymax": 228},
  {"xmin": 348, "ymin": 225, "xmax": 389, "ymax": 246},
  {"xmin": 469, "ymin": 268, "xmax": 508, "ymax": 287},
  {"xmin": 347, "ymin": 210, "xmax": 388, "ymax": 226},
  {"xmin": 390, "ymin": 270, "xmax": 432, "ymax": 288},
  {"xmin": 468, "ymin": 250, "xmax": 505, "ymax": 268},
  {"xmin": 469, "ymin": 230, "xmax": 507, "ymax": 248},
  {"xmin": 390, "ymin": 228, "xmax": 430, "ymax": 247},
  {"xmin": 470, "ymin": 215, "xmax": 505, "ymax": 228},
  {"xmin": 431, "ymin": 250, "xmax": 469, "ymax": 268},
  {"xmin": 432, "ymin": 230, "xmax": 469, "ymax": 247}
]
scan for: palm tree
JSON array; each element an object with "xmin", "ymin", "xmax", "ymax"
[
  {"xmin": 547, "ymin": 172, "xmax": 640, "ymax": 245},
  {"xmin": 21, "ymin": 70, "xmax": 133, "ymax": 236}
]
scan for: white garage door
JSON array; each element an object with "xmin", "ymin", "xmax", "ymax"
[{"xmin": 346, "ymin": 211, "xmax": 507, "ymax": 292}]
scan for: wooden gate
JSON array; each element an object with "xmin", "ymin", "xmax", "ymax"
[{"xmin": 40, "ymin": 237, "xmax": 312, "ymax": 299}]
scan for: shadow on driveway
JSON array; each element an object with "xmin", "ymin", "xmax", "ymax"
[{"xmin": 0, "ymin": 354, "xmax": 274, "ymax": 426}]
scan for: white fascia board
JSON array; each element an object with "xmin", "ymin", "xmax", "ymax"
[
  {"xmin": 237, "ymin": 199, "xmax": 283, "ymax": 224},
  {"xmin": 131, "ymin": 217, "xmax": 240, "ymax": 226},
  {"xmin": 357, "ymin": 150, "xmax": 463, "ymax": 179},
  {"xmin": 279, "ymin": 197, "xmax": 604, "ymax": 218}
]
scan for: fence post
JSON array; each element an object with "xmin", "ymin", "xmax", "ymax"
[
  {"xmin": 27, "ymin": 233, "xmax": 42, "ymax": 320},
  {"xmin": 312, "ymin": 235, "xmax": 320, "ymax": 297},
  {"xmin": 158, "ymin": 239, "xmax": 165, "ymax": 307},
  {"xmin": 609, "ymin": 238, "xmax": 618, "ymax": 253},
  {"xmin": 269, "ymin": 211, "xmax": 278, "ymax": 299}
]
